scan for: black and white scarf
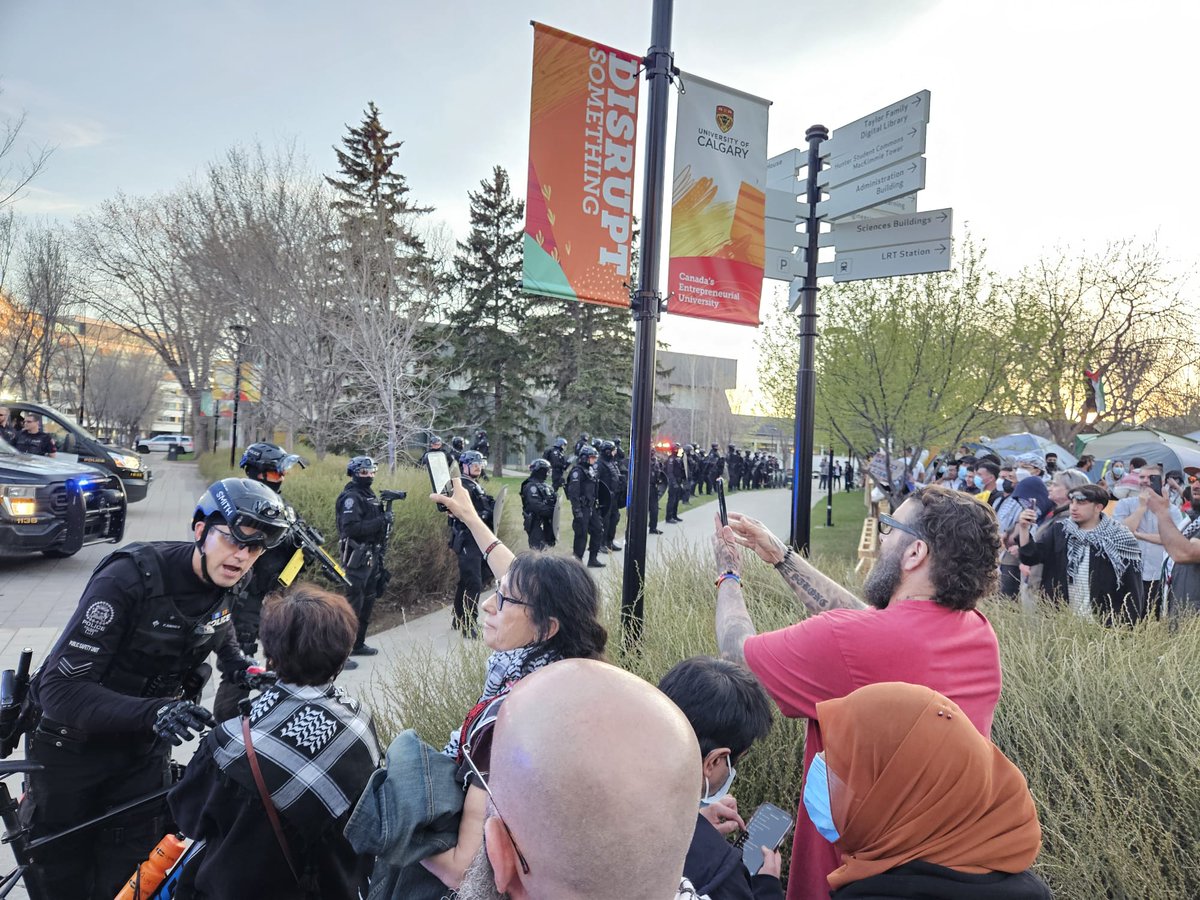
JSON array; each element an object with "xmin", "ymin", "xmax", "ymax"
[
  {"xmin": 1062, "ymin": 514, "xmax": 1141, "ymax": 583},
  {"xmin": 210, "ymin": 681, "xmax": 380, "ymax": 840},
  {"xmin": 442, "ymin": 644, "xmax": 561, "ymax": 760}
]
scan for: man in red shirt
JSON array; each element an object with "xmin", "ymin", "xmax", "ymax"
[{"xmin": 713, "ymin": 485, "xmax": 1003, "ymax": 900}]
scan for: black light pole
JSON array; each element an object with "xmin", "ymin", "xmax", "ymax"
[
  {"xmin": 229, "ymin": 324, "xmax": 248, "ymax": 469},
  {"xmin": 788, "ymin": 124, "xmax": 829, "ymax": 553},
  {"xmin": 60, "ymin": 324, "xmax": 86, "ymax": 423},
  {"xmin": 620, "ymin": 0, "xmax": 674, "ymax": 647}
]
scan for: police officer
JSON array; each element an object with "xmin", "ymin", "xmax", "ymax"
[
  {"xmin": 13, "ymin": 413, "xmax": 56, "ymax": 456},
  {"xmin": 726, "ymin": 444, "xmax": 741, "ymax": 493},
  {"xmin": 544, "ymin": 436, "xmax": 569, "ymax": 492},
  {"xmin": 421, "ymin": 435, "xmax": 453, "ymax": 469},
  {"xmin": 213, "ymin": 443, "xmax": 313, "ymax": 718},
  {"xmin": 665, "ymin": 444, "xmax": 686, "ymax": 525},
  {"xmin": 574, "ymin": 432, "xmax": 591, "ymax": 458},
  {"xmin": 448, "ymin": 450, "xmax": 495, "ymax": 633},
  {"xmin": 566, "ymin": 445, "xmax": 605, "ymax": 567},
  {"xmin": 336, "ymin": 456, "xmax": 389, "ymax": 656},
  {"xmin": 613, "ymin": 437, "xmax": 626, "ymax": 463},
  {"xmin": 520, "ymin": 459, "xmax": 556, "ymax": 550},
  {"xmin": 648, "ymin": 446, "xmax": 668, "ymax": 535},
  {"xmin": 596, "ymin": 440, "xmax": 624, "ymax": 553},
  {"xmin": 472, "ymin": 429, "xmax": 490, "ymax": 459},
  {"xmin": 0, "ymin": 406, "xmax": 16, "ymax": 444},
  {"xmin": 704, "ymin": 443, "xmax": 724, "ymax": 495},
  {"xmin": 22, "ymin": 478, "xmax": 286, "ymax": 899},
  {"xmin": 450, "ymin": 435, "xmax": 466, "ymax": 465}
]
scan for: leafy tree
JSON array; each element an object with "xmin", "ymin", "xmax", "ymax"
[{"xmin": 447, "ymin": 165, "xmax": 538, "ymax": 476}]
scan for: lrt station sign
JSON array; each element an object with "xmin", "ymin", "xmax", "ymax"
[{"xmin": 763, "ymin": 90, "xmax": 954, "ymax": 291}]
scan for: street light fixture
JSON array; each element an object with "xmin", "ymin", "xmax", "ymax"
[{"xmin": 228, "ymin": 323, "xmax": 249, "ymax": 468}]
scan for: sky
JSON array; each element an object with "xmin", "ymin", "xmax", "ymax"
[{"xmin": 2, "ymin": 0, "xmax": 1197, "ymax": 411}]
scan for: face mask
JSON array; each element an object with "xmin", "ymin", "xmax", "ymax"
[
  {"xmin": 1112, "ymin": 466, "xmax": 1125, "ymax": 477},
  {"xmin": 996, "ymin": 478, "xmax": 1008, "ymax": 493},
  {"xmin": 974, "ymin": 475, "xmax": 985, "ymax": 490},
  {"xmin": 1014, "ymin": 468, "xmax": 1032, "ymax": 482},
  {"xmin": 358, "ymin": 475, "xmax": 374, "ymax": 489},
  {"xmin": 699, "ymin": 755, "xmax": 736, "ymax": 807},
  {"xmin": 803, "ymin": 753, "xmax": 840, "ymax": 842}
]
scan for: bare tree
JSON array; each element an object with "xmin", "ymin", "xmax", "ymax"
[
  {"xmin": 17, "ymin": 224, "xmax": 79, "ymax": 400},
  {"xmin": 0, "ymin": 86, "xmax": 53, "ymax": 212},
  {"xmin": 85, "ymin": 351, "xmax": 163, "ymax": 445}
]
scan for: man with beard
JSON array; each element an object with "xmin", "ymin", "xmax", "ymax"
[
  {"xmin": 709, "ymin": 485, "xmax": 1003, "ymax": 900},
  {"xmin": 454, "ymin": 659, "xmax": 701, "ymax": 900}
]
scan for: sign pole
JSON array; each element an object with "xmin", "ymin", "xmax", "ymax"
[
  {"xmin": 788, "ymin": 124, "xmax": 828, "ymax": 552},
  {"xmin": 826, "ymin": 445, "xmax": 835, "ymax": 526},
  {"xmin": 621, "ymin": 0, "xmax": 674, "ymax": 647}
]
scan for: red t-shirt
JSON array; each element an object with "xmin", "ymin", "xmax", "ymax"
[{"xmin": 743, "ymin": 600, "xmax": 1001, "ymax": 900}]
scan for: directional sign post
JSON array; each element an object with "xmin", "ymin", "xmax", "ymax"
[
  {"xmin": 819, "ymin": 157, "xmax": 925, "ymax": 221},
  {"xmin": 822, "ymin": 90, "xmax": 930, "ymax": 161},
  {"xmin": 832, "ymin": 207, "xmax": 952, "ymax": 253},
  {"xmin": 833, "ymin": 238, "xmax": 951, "ymax": 283}
]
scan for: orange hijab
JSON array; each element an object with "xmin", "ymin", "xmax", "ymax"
[{"xmin": 816, "ymin": 682, "xmax": 1042, "ymax": 891}]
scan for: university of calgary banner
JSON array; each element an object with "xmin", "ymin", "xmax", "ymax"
[
  {"xmin": 667, "ymin": 73, "xmax": 770, "ymax": 326},
  {"xmin": 521, "ymin": 23, "xmax": 641, "ymax": 308}
]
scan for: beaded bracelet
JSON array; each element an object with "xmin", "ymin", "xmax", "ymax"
[
  {"xmin": 715, "ymin": 571, "xmax": 742, "ymax": 589},
  {"xmin": 483, "ymin": 539, "xmax": 503, "ymax": 559}
]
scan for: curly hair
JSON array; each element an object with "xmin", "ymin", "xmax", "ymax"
[
  {"xmin": 507, "ymin": 552, "xmax": 608, "ymax": 664},
  {"xmin": 907, "ymin": 485, "xmax": 1000, "ymax": 610}
]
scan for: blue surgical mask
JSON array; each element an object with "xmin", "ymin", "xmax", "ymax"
[
  {"xmin": 700, "ymin": 755, "xmax": 737, "ymax": 807},
  {"xmin": 973, "ymin": 474, "xmax": 985, "ymax": 491},
  {"xmin": 802, "ymin": 753, "xmax": 840, "ymax": 843},
  {"xmin": 1112, "ymin": 466, "xmax": 1125, "ymax": 477}
]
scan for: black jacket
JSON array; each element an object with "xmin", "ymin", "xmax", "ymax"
[
  {"xmin": 566, "ymin": 462, "xmax": 599, "ymax": 514},
  {"xmin": 831, "ymin": 860, "xmax": 1052, "ymax": 899},
  {"xmin": 336, "ymin": 480, "xmax": 387, "ymax": 545},
  {"xmin": 683, "ymin": 814, "xmax": 783, "ymax": 900},
  {"xmin": 1018, "ymin": 518, "xmax": 1146, "ymax": 625},
  {"xmin": 520, "ymin": 476, "xmax": 556, "ymax": 518}
]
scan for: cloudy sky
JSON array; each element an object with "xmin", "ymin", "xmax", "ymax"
[{"xmin": 2, "ymin": 0, "xmax": 1195, "ymax": 407}]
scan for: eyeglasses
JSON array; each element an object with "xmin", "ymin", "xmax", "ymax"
[
  {"xmin": 461, "ymin": 743, "xmax": 531, "ymax": 875},
  {"xmin": 877, "ymin": 513, "xmax": 924, "ymax": 541},
  {"xmin": 1067, "ymin": 492, "xmax": 1099, "ymax": 504},
  {"xmin": 212, "ymin": 526, "xmax": 267, "ymax": 555},
  {"xmin": 495, "ymin": 588, "xmax": 529, "ymax": 612}
]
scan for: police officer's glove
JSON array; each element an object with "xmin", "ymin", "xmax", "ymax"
[
  {"xmin": 153, "ymin": 700, "xmax": 217, "ymax": 746},
  {"xmin": 232, "ymin": 660, "xmax": 274, "ymax": 691}
]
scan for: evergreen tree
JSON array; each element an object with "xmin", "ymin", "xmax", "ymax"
[{"xmin": 449, "ymin": 165, "xmax": 539, "ymax": 476}]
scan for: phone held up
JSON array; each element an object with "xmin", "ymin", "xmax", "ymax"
[
  {"xmin": 716, "ymin": 477, "xmax": 728, "ymax": 527},
  {"xmin": 1150, "ymin": 474, "xmax": 1163, "ymax": 494},
  {"xmin": 426, "ymin": 453, "xmax": 455, "ymax": 498},
  {"xmin": 737, "ymin": 802, "xmax": 794, "ymax": 876}
]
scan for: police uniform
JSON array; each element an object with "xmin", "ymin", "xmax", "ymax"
[
  {"xmin": 23, "ymin": 542, "xmax": 248, "ymax": 899},
  {"xmin": 666, "ymin": 451, "xmax": 686, "ymax": 523},
  {"xmin": 648, "ymin": 455, "xmax": 668, "ymax": 533},
  {"xmin": 597, "ymin": 449, "xmax": 625, "ymax": 550},
  {"xmin": 520, "ymin": 472, "xmax": 556, "ymax": 550},
  {"xmin": 449, "ymin": 477, "xmax": 495, "ymax": 631},
  {"xmin": 544, "ymin": 445, "xmax": 568, "ymax": 492},
  {"xmin": 13, "ymin": 429, "xmax": 56, "ymax": 456},
  {"xmin": 336, "ymin": 479, "xmax": 388, "ymax": 650},
  {"xmin": 566, "ymin": 460, "xmax": 604, "ymax": 563}
]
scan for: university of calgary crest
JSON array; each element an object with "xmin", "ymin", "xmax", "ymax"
[{"xmin": 715, "ymin": 105, "xmax": 734, "ymax": 133}]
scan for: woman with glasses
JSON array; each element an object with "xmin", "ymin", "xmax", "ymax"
[{"xmin": 419, "ymin": 476, "xmax": 609, "ymax": 891}]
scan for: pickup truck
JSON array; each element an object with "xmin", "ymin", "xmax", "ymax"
[{"xmin": 0, "ymin": 436, "xmax": 126, "ymax": 557}]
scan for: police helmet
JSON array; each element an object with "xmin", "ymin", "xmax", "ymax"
[
  {"xmin": 451, "ymin": 436, "xmax": 466, "ymax": 451},
  {"xmin": 554, "ymin": 437, "xmax": 567, "ymax": 448},
  {"xmin": 614, "ymin": 437, "xmax": 623, "ymax": 446},
  {"xmin": 579, "ymin": 432, "xmax": 591, "ymax": 442},
  {"xmin": 598, "ymin": 440, "xmax": 615, "ymax": 454},
  {"xmin": 684, "ymin": 444, "xmax": 695, "ymax": 453},
  {"xmin": 347, "ymin": 456, "xmax": 378, "ymax": 477},
  {"xmin": 193, "ymin": 478, "xmax": 288, "ymax": 548},
  {"xmin": 459, "ymin": 450, "xmax": 484, "ymax": 468},
  {"xmin": 579, "ymin": 445, "xmax": 598, "ymax": 460},
  {"xmin": 476, "ymin": 430, "xmax": 487, "ymax": 438},
  {"xmin": 711, "ymin": 443, "xmax": 719, "ymax": 451},
  {"xmin": 529, "ymin": 458, "xmax": 551, "ymax": 473},
  {"xmin": 240, "ymin": 442, "xmax": 306, "ymax": 488},
  {"xmin": 429, "ymin": 435, "xmax": 444, "ymax": 447}
]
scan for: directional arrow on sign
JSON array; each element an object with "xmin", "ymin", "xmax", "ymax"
[
  {"xmin": 820, "ymin": 121, "xmax": 926, "ymax": 188},
  {"xmin": 822, "ymin": 90, "xmax": 931, "ymax": 160},
  {"xmin": 833, "ymin": 208, "xmax": 952, "ymax": 253},
  {"xmin": 818, "ymin": 157, "xmax": 926, "ymax": 221},
  {"xmin": 832, "ymin": 238, "xmax": 950, "ymax": 283}
]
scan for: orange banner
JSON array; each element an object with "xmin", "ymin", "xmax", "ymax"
[
  {"xmin": 522, "ymin": 23, "xmax": 641, "ymax": 308},
  {"xmin": 667, "ymin": 73, "xmax": 770, "ymax": 326}
]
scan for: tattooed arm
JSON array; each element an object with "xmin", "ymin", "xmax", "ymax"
[
  {"xmin": 712, "ymin": 525, "xmax": 756, "ymax": 664},
  {"xmin": 727, "ymin": 512, "xmax": 866, "ymax": 612}
]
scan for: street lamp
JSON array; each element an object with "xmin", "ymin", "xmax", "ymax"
[
  {"xmin": 228, "ymin": 323, "xmax": 249, "ymax": 468},
  {"xmin": 58, "ymin": 322, "xmax": 87, "ymax": 423}
]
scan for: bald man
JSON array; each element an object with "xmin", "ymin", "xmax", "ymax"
[{"xmin": 456, "ymin": 659, "xmax": 702, "ymax": 900}]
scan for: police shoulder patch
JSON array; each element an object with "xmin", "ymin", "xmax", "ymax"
[
  {"xmin": 81, "ymin": 600, "xmax": 115, "ymax": 637},
  {"xmin": 343, "ymin": 497, "xmax": 354, "ymax": 511}
]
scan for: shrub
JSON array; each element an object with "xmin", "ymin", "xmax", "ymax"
[
  {"xmin": 369, "ymin": 542, "xmax": 1200, "ymax": 899},
  {"xmin": 197, "ymin": 450, "xmax": 521, "ymax": 617}
]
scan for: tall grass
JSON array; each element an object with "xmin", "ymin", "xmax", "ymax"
[{"xmin": 369, "ymin": 542, "xmax": 1200, "ymax": 899}]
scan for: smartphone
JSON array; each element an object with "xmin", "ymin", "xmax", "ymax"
[
  {"xmin": 739, "ymin": 802, "xmax": 794, "ymax": 876},
  {"xmin": 716, "ymin": 477, "xmax": 728, "ymax": 527},
  {"xmin": 427, "ymin": 453, "xmax": 454, "ymax": 496},
  {"xmin": 1018, "ymin": 497, "xmax": 1036, "ymax": 511},
  {"xmin": 1150, "ymin": 474, "xmax": 1163, "ymax": 494}
]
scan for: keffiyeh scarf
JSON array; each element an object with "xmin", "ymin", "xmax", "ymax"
[
  {"xmin": 209, "ymin": 681, "xmax": 381, "ymax": 840},
  {"xmin": 442, "ymin": 644, "xmax": 561, "ymax": 761},
  {"xmin": 1062, "ymin": 514, "xmax": 1141, "ymax": 583}
]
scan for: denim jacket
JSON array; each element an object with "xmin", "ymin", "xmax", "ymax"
[{"xmin": 344, "ymin": 728, "xmax": 465, "ymax": 900}]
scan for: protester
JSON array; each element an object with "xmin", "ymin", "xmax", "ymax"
[
  {"xmin": 169, "ymin": 583, "xmax": 381, "ymax": 899},
  {"xmin": 1024, "ymin": 468, "xmax": 1091, "ymax": 600},
  {"xmin": 712, "ymin": 486, "xmax": 1003, "ymax": 900},
  {"xmin": 995, "ymin": 461, "xmax": 1053, "ymax": 599},
  {"xmin": 454, "ymin": 659, "xmax": 702, "ymax": 900},
  {"xmin": 813, "ymin": 682, "xmax": 1051, "ymax": 899},
  {"xmin": 420, "ymin": 478, "xmax": 608, "ymax": 891},
  {"xmin": 1016, "ymin": 483, "xmax": 1145, "ymax": 625},
  {"xmin": 1144, "ymin": 488, "xmax": 1200, "ymax": 617},
  {"xmin": 1115, "ymin": 463, "xmax": 1185, "ymax": 618},
  {"xmin": 658, "ymin": 656, "xmax": 782, "ymax": 900},
  {"xmin": 972, "ymin": 461, "xmax": 1000, "ymax": 505}
]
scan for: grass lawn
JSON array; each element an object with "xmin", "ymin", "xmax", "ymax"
[{"xmin": 808, "ymin": 488, "xmax": 870, "ymax": 563}]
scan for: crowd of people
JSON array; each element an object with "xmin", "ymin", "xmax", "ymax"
[{"xmin": 868, "ymin": 446, "xmax": 1200, "ymax": 623}]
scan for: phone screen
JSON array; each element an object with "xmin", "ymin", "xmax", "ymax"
[
  {"xmin": 716, "ymin": 477, "xmax": 728, "ymax": 527},
  {"xmin": 1150, "ymin": 474, "xmax": 1163, "ymax": 494},
  {"xmin": 427, "ymin": 453, "xmax": 454, "ymax": 496},
  {"xmin": 740, "ymin": 802, "xmax": 794, "ymax": 875}
]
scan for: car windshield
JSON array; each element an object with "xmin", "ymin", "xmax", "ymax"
[{"xmin": 20, "ymin": 405, "xmax": 102, "ymax": 443}]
